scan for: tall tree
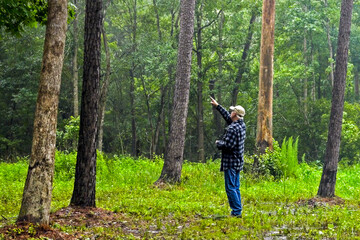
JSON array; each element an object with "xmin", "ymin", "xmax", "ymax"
[
  {"xmin": 256, "ymin": 0, "xmax": 276, "ymax": 154},
  {"xmin": 71, "ymin": 0, "xmax": 103, "ymax": 206},
  {"xmin": 72, "ymin": 0, "xmax": 80, "ymax": 118},
  {"xmin": 317, "ymin": 0, "xmax": 353, "ymax": 198},
  {"xmin": 17, "ymin": 0, "xmax": 68, "ymax": 224},
  {"xmin": 195, "ymin": 0, "xmax": 205, "ymax": 163},
  {"xmin": 156, "ymin": 0, "xmax": 196, "ymax": 184},
  {"xmin": 129, "ymin": 0, "xmax": 138, "ymax": 157},
  {"xmin": 97, "ymin": 0, "xmax": 112, "ymax": 152}
]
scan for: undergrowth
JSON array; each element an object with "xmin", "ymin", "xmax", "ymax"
[{"xmin": 1, "ymin": 152, "xmax": 360, "ymax": 239}]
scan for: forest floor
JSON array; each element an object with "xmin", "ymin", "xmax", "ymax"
[{"xmin": 0, "ymin": 197, "xmax": 346, "ymax": 239}]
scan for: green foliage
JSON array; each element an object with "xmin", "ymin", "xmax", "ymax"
[
  {"xmin": 248, "ymin": 137, "xmax": 300, "ymax": 179},
  {"xmin": 1, "ymin": 153, "xmax": 360, "ymax": 238},
  {"xmin": 56, "ymin": 116, "xmax": 80, "ymax": 152},
  {"xmin": 279, "ymin": 136, "xmax": 299, "ymax": 178}
]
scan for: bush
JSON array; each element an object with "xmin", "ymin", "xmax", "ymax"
[{"xmin": 247, "ymin": 137, "xmax": 300, "ymax": 179}]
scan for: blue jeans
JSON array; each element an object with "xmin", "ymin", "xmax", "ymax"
[{"xmin": 224, "ymin": 168, "xmax": 242, "ymax": 216}]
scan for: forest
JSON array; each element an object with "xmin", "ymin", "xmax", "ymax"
[
  {"xmin": 1, "ymin": 0, "xmax": 359, "ymax": 163},
  {"xmin": 1, "ymin": 0, "xmax": 360, "ymax": 239}
]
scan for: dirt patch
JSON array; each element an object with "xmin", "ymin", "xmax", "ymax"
[
  {"xmin": 297, "ymin": 196, "xmax": 345, "ymax": 208},
  {"xmin": 0, "ymin": 206, "xmax": 137, "ymax": 239}
]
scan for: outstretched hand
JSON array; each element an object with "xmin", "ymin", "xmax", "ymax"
[{"xmin": 210, "ymin": 96, "xmax": 218, "ymax": 107}]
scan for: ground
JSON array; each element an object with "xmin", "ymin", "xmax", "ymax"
[
  {"xmin": 0, "ymin": 206, "xmax": 137, "ymax": 239},
  {"xmin": 0, "ymin": 197, "xmax": 346, "ymax": 239}
]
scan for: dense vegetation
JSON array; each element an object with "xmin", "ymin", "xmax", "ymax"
[
  {"xmin": 1, "ymin": 0, "xmax": 360, "ymax": 163},
  {"xmin": 1, "ymin": 152, "xmax": 359, "ymax": 239}
]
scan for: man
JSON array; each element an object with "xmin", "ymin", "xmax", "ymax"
[{"xmin": 210, "ymin": 96, "xmax": 246, "ymax": 218}]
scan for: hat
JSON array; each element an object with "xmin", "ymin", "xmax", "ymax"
[{"xmin": 229, "ymin": 105, "xmax": 245, "ymax": 117}]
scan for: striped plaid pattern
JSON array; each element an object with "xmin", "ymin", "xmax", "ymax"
[{"xmin": 216, "ymin": 105, "xmax": 246, "ymax": 171}]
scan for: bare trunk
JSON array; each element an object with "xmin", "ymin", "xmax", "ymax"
[
  {"xmin": 355, "ymin": 68, "xmax": 359, "ymax": 101},
  {"xmin": 325, "ymin": 0, "xmax": 335, "ymax": 88},
  {"xmin": 256, "ymin": 0, "xmax": 275, "ymax": 154},
  {"xmin": 318, "ymin": 0, "xmax": 353, "ymax": 198},
  {"xmin": 72, "ymin": 0, "xmax": 79, "ymax": 118},
  {"xmin": 156, "ymin": 0, "xmax": 195, "ymax": 184},
  {"xmin": 129, "ymin": 0, "xmax": 138, "ymax": 157},
  {"xmin": 18, "ymin": 0, "xmax": 68, "ymax": 224},
  {"xmin": 196, "ymin": 1, "xmax": 205, "ymax": 163},
  {"xmin": 97, "ymin": 25, "xmax": 111, "ymax": 152},
  {"xmin": 303, "ymin": 34, "xmax": 308, "ymax": 113},
  {"xmin": 71, "ymin": 0, "xmax": 103, "ymax": 207}
]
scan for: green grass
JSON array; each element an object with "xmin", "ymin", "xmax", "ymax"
[{"xmin": 1, "ymin": 152, "xmax": 360, "ymax": 239}]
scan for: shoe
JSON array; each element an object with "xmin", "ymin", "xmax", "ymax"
[{"xmin": 230, "ymin": 213, "xmax": 242, "ymax": 218}]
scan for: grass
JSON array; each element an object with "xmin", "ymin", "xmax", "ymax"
[{"xmin": 1, "ymin": 152, "xmax": 360, "ymax": 239}]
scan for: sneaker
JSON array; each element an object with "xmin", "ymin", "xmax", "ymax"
[{"xmin": 230, "ymin": 213, "xmax": 242, "ymax": 218}]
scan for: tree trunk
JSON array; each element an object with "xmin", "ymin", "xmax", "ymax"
[
  {"xmin": 71, "ymin": 0, "xmax": 103, "ymax": 207},
  {"xmin": 325, "ymin": 0, "xmax": 335, "ymax": 88},
  {"xmin": 72, "ymin": 0, "xmax": 79, "ymax": 118},
  {"xmin": 97, "ymin": 25, "xmax": 111, "ymax": 152},
  {"xmin": 97, "ymin": 1, "xmax": 112, "ymax": 152},
  {"xmin": 210, "ymin": 10, "xmax": 224, "ymax": 138},
  {"xmin": 196, "ymin": 1, "xmax": 205, "ymax": 163},
  {"xmin": 129, "ymin": 0, "xmax": 138, "ymax": 157},
  {"xmin": 355, "ymin": 68, "xmax": 359, "ymax": 101},
  {"xmin": 303, "ymin": 34, "xmax": 308, "ymax": 113},
  {"xmin": 256, "ymin": 0, "xmax": 275, "ymax": 154},
  {"xmin": 156, "ymin": 0, "xmax": 195, "ymax": 184},
  {"xmin": 18, "ymin": 0, "xmax": 68, "ymax": 224},
  {"xmin": 318, "ymin": 0, "xmax": 353, "ymax": 198},
  {"xmin": 231, "ymin": 11, "xmax": 257, "ymax": 106}
]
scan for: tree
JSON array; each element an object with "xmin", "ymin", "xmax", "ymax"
[
  {"xmin": 317, "ymin": 0, "xmax": 353, "ymax": 198},
  {"xmin": 156, "ymin": 0, "xmax": 196, "ymax": 183},
  {"xmin": 256, "ymin": 0, "xmax": 276, "ymax": 154},
  {"xmin": 71, "ymin": 0, "xmax": 103, "ymax": 207},
  {"xmin": 71, "ymin": 0, "xmax": 80, "ymax": 118},
  {"xmin": 17, "ymin": 0, "xmax": 68, "ymax": 224},
  {"xmin": 0, "ymin": 0, "xmax": 47, "ymax": 36}
]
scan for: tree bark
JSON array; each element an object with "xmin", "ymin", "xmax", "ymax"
[
  {"xmin": 18, "ymin": 0, "xmax": 68, "ymax": 224},
  {"xmin": 71, "ymin": 0, "xmax": 103, "ymax": 207},
  {"xmin": 72, "ymin": 0, "xmax": 79, "ymax": 118},
  {"xmin": 156, "ymin": 0, "xmax": 195, "ymax": 184},
  {"xmin": 256, "ymin": 0, "xmax": 275, "ymax": 154},
  {"xmin": 318, "ymin": 0, "xmax": 353, "ymax": 198}
]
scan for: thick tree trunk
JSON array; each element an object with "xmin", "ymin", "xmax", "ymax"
[
  {"xmin": 72, "ymin": 0, "xmax": 79, "ymax": 118},
  {"xmin": 18, "ymin": 0, "xmax": 68, "ymax": 224},
  {"xmin": 231, "ymin": 11, "xmax": 257, "ymax": 106},
  {"xmin": 71, "ymin": 0, "xmax": 103, "ymax": 207},
  {"xmin": 156, "ymin": 0, "xmax": 195, "ymax": 184},
  {"xmin": 318, "ymin": 0, "xmax": 353, "ymax": 198},
  {"xmin": 256, "ymin": 0, "xmax": 275, "ymax": 154}
]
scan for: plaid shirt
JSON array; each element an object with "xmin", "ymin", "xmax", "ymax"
[{"xmin": 216, "ymin": 105, "xmax": 246, "ymax": 171}]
